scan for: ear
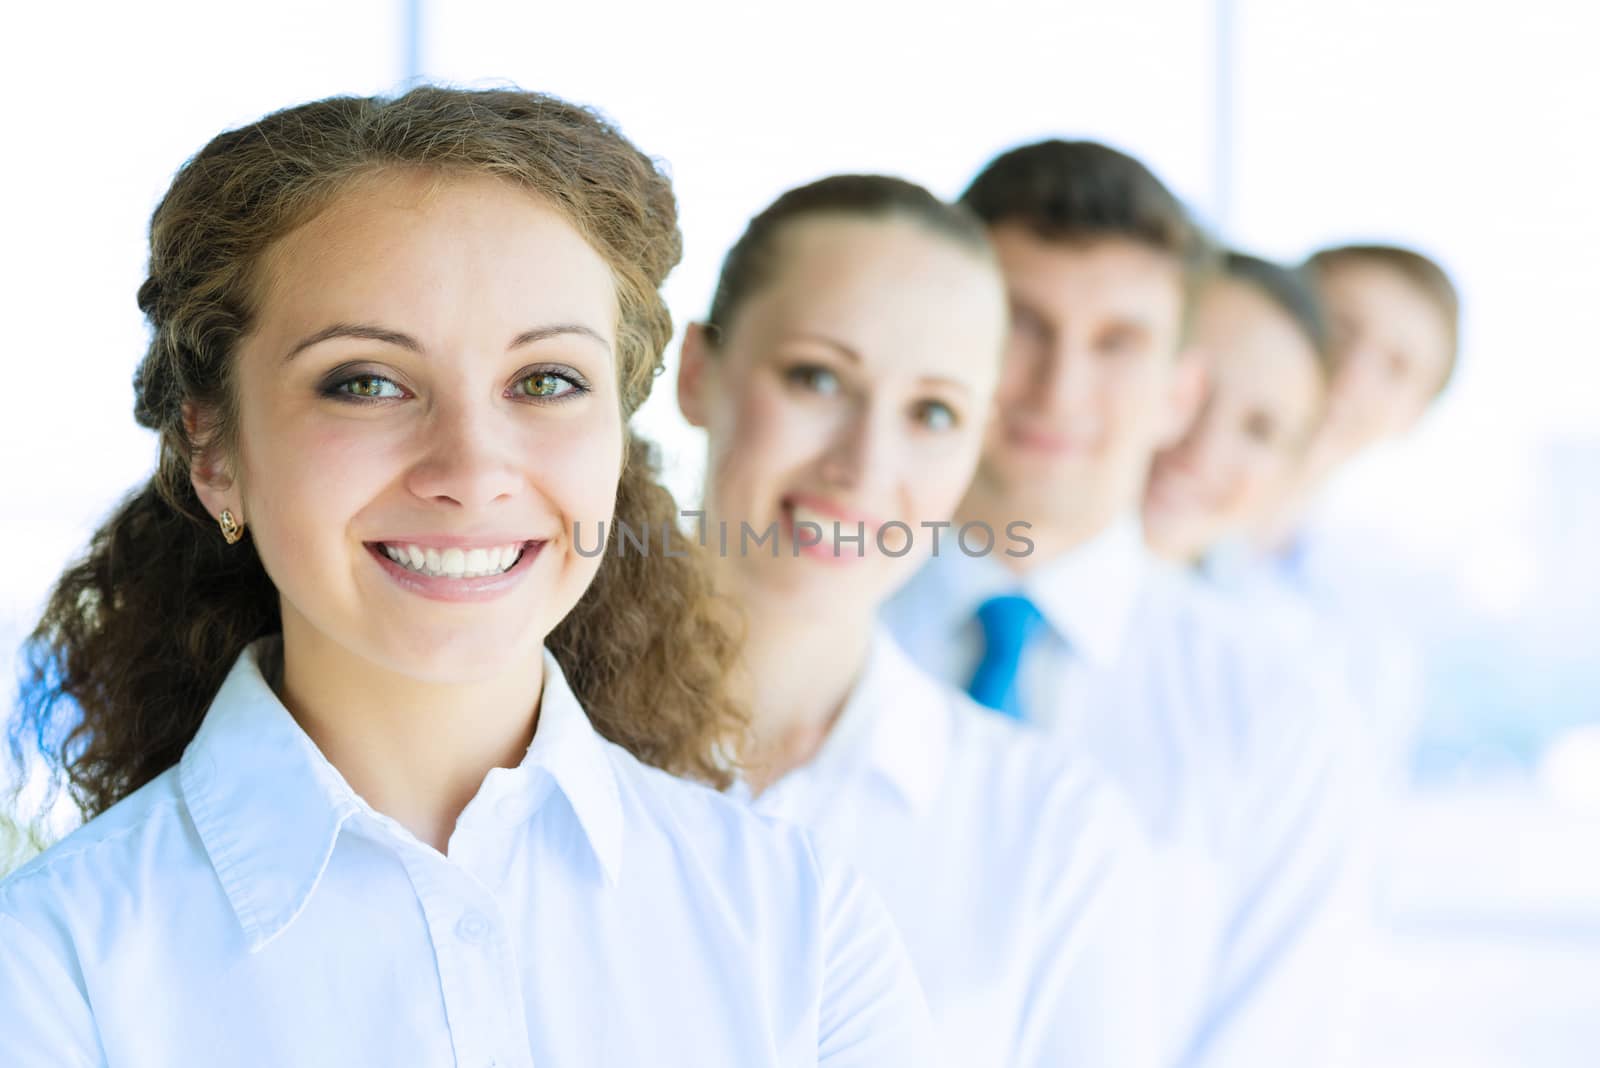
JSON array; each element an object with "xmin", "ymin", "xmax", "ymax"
[
  {"xmin": 677, "ymin": 322, "xmax": 716, "ymax": 429},
  {"xmin": 182, "ymin": 401, "xmax": 241, "ymax": 523},
  {"xmin": 1156, "ymin": 343, "xmax": 1209, "ymax": 449}
]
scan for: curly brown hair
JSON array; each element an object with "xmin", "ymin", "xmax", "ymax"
[{"xmin": 8, "ymin": 86, "xmax": 745, "ymax": 827}]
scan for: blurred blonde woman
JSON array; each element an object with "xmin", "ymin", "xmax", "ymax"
[{"xmin": 679, "ymin": 174, "xmax": 1160, "ymax": 1068}]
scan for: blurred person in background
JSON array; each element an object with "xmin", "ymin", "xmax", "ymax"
[
  {"xmin": 1138, "ymin": 252, "xmax": 1370, "ymax": 772},
  {"xmin": 0, "ymin": 86, "xmax": 939, "ymax": 1067},
  {"xmin": 1143, "ymin": 251, "xmax": 1330, "ymax": 565},
  {"xmin": 1284, "ymin": 244, "xmax": 1460, "ymax": 511},
  {"xmin": 1251, "ymin": 242, "xmax": 1461, "ymax": 607},
  {"xmin": 885, "ymin": 140, "xmax": 1363, "ymax": 1068},
  {"xmin": 677, "ymin": 173, "xmax": 1162, "ymax": 1068},
  {"xmin": 1140, "ymin": 253, "xmax": 1392, "ymax": 1052},
  {"xmin": 1251, "ymin": 244, "xmax": 1463, "ymax": 793}
]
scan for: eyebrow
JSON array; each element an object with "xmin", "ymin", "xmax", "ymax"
[
  {"xmin": 284, "ymin": 322, "xmax": 612, "ymax": 362},
  {"xmin": 918, "ymin": 375, "xmax": 973, "ymax": 393},
  {"xmin": 510, "ymin": 324, "xmax": 612, "ymax": 354},
  {"xmin": 787, "ymin": 332, "xmax": 862, "ymax": 364}
]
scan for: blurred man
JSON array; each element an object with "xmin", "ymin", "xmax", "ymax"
[{"xmin": 885, "ymin": 141, "xmax": 1361, "ymax": 1068}]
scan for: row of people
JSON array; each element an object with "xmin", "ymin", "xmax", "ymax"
[{"xmin": 0, "ymin": 84, "xmax": 1457, "ymax": 1066}]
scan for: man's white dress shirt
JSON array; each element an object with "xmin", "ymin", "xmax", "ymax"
[
  {"xmin": 884, "ymin": 519, "xmax": 1362, "ymax": 1068},
  {"xmin": 0, "ymin": 640, "xmax": 936, "ymax": 1067},
  {"xmin": 740, "ymin": 629, "xmax": 1163, "ymax": 1068}
]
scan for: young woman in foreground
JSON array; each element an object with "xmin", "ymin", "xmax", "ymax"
[
  {"xmin": 0, "ymin": 87, "xmax": 935, "ymax": 1067},
  {"xmin": 678, "ymin": 175, "xmax": 1161, "ymax": 1068}
]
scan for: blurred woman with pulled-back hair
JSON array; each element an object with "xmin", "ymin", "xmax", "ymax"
[
  {"xmin": 0, "ymin": 85, "xmax": 935, "ymax": 1067},
  {"xmin": 678, "ymin": 173, "xmax": 1161, "ymax": 1068}
]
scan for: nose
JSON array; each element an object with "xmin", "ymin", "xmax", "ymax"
[
  {"xmin": 1033, "ymin": 337, "xmax": 1097, "ymax": 426},
  {"xmin": 405, "ymin": 392, "xmax": 523, "ymax": 510},
  {"xmin": 1334, "ymin": 343, "xmax": 1388, "ymax": 399},
  {"xmin": 1162, "ymin": 404, "xmax": 1230, "ymax": 483},
  {"xmin": 817, "ymin": 397, "xmax": 898, "ymax": 499}
]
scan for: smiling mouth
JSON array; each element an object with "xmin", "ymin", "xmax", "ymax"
[
  {"xmin": 1007, "ymin": 423, "xmax": 1085, "ymax": 452},
  {"xmin": 372, "ymin": 541, "xmax": 532, "ymax": 579}
]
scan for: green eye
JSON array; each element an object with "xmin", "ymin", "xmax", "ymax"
[
  {"xmin": 914, "ymin": 400, "xmax": 957, "ymax": 431},
  {"xmin": 516, "ymin": 372, "xmax": 576, "ymax": 399},
  {"xmin": 338, "ymin": 375, "xmax": 404, "ymax": 399}
]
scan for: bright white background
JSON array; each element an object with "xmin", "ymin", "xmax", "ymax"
[{"xmin": 3, "ymin": 2, "xmax": 1598, "ymax": 1062}]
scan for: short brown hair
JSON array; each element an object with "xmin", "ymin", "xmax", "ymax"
[
  {"xmin": 11, "ymin": 86, "xmax": 746, "ymax": 829},
  {"xmin": 705, "ymin": 173, "xmax": 992, "ymax": 339},
  {"xmin": 960, "ymin": 139, "xmax": 1216, "ymax": 287},
  {"xmin": 1304, "ymin": 243, "xmax": 1461, "ymax": 392}
]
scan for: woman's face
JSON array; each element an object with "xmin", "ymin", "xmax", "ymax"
[
  {"xmin": 679, "ymin": 214, "xmax": 1007, "ymax": 618},
  {"xmin": 1315, "ymin": 260, "xmax": 1453, "ymax": 457},
  {"xmin": 1144, "ymin": 277, "xmax": 1325, "ymax": 560},
  {"xmin": 194, "ymin": 170, "xmax": 624, "ymax": 684}
]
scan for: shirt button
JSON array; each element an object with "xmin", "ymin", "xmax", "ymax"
[{"xmin": 455, "ymin": 910, "xmax": 492, "ymax": 944}]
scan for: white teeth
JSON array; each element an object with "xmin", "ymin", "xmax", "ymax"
[
  {"xmin": 791, "ymin": 506, "xmax": 828, "ymax": 530},
  {"xmin": 789, "ymin": 505, "xmax": 870, "ymax": 541},
  {"xmin": 379, "ymin": 542, "xmax": 526, "ymax": 579}
]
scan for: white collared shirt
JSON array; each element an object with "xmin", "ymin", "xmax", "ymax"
[
  {"xmin": 0, "ymin": 641, "xmax": 937, "ymax": 1068},
  {"xmin": 884, "ymin": 519, "xmax": 1362, "ymax": 1068},
  {"xmin": 739, "ymin": 629, "xmax": 1163, "ymax": 1068},
  {"xmin": 1211, "ymin": 531, "xmax": 1425, "ymax": 799}
]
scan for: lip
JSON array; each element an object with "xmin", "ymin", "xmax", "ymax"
[
  {"xmin": 1003, "ymin": 422, "xmax": 1088, "ymax": 454},
  {"xmin": 368, "ymin": 534, "xmax": 538, "ymax": 549},
  {"xmin": 778, "ymin": 499, "xmax": 873, "ymax": 567},
  {"xmin": 365, "ymin": 539, "xmax": 544, "ymax": 602},
  {"xmin": 782, "ymin": 493, "xmax": 886, "ymax": 531}
]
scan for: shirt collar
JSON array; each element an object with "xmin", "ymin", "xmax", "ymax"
[
  {"xmin": 179, "ymin": 639, "xmax": 623, "ymax": 953},
  {"xmin": 1021, "ymin": 517, "xmax": 1149, "ymax": 666},
  {"xmin": 801, "ymin": 628, "xmax": 951, "ymax": 814},
  {"xmin": 508, "ymin": 648, "xmax": 624, "ymax": 887},
  {"xmin": 895, "ymin": 517, "xmax": 1149, "ymax": 668},
  {"xmin": 1200, "ymin": 536, "xmax": 1259, "ymax": 589}
]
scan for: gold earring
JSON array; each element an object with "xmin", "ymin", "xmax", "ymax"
[{"xmin": 218, "ymin": 509, "xmax": 244, "ymax": 545}]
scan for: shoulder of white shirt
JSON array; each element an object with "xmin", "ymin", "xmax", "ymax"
[
  {"xmin": 873, "ymin": 629, "xmax": 1140, "ymax": 843},
  {"xmin": 0, "ymin": 712, "xmax": 846, "ymax": 949}
]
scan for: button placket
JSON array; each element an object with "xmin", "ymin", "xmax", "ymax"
[{"xmin": 399, "ymin": 845, "xmax": 529, "ymax": 1068}]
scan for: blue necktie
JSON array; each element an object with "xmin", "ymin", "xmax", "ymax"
[{"xmin": 966, "ymin": 594, "xmax": 1044, "ymax": 721}]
